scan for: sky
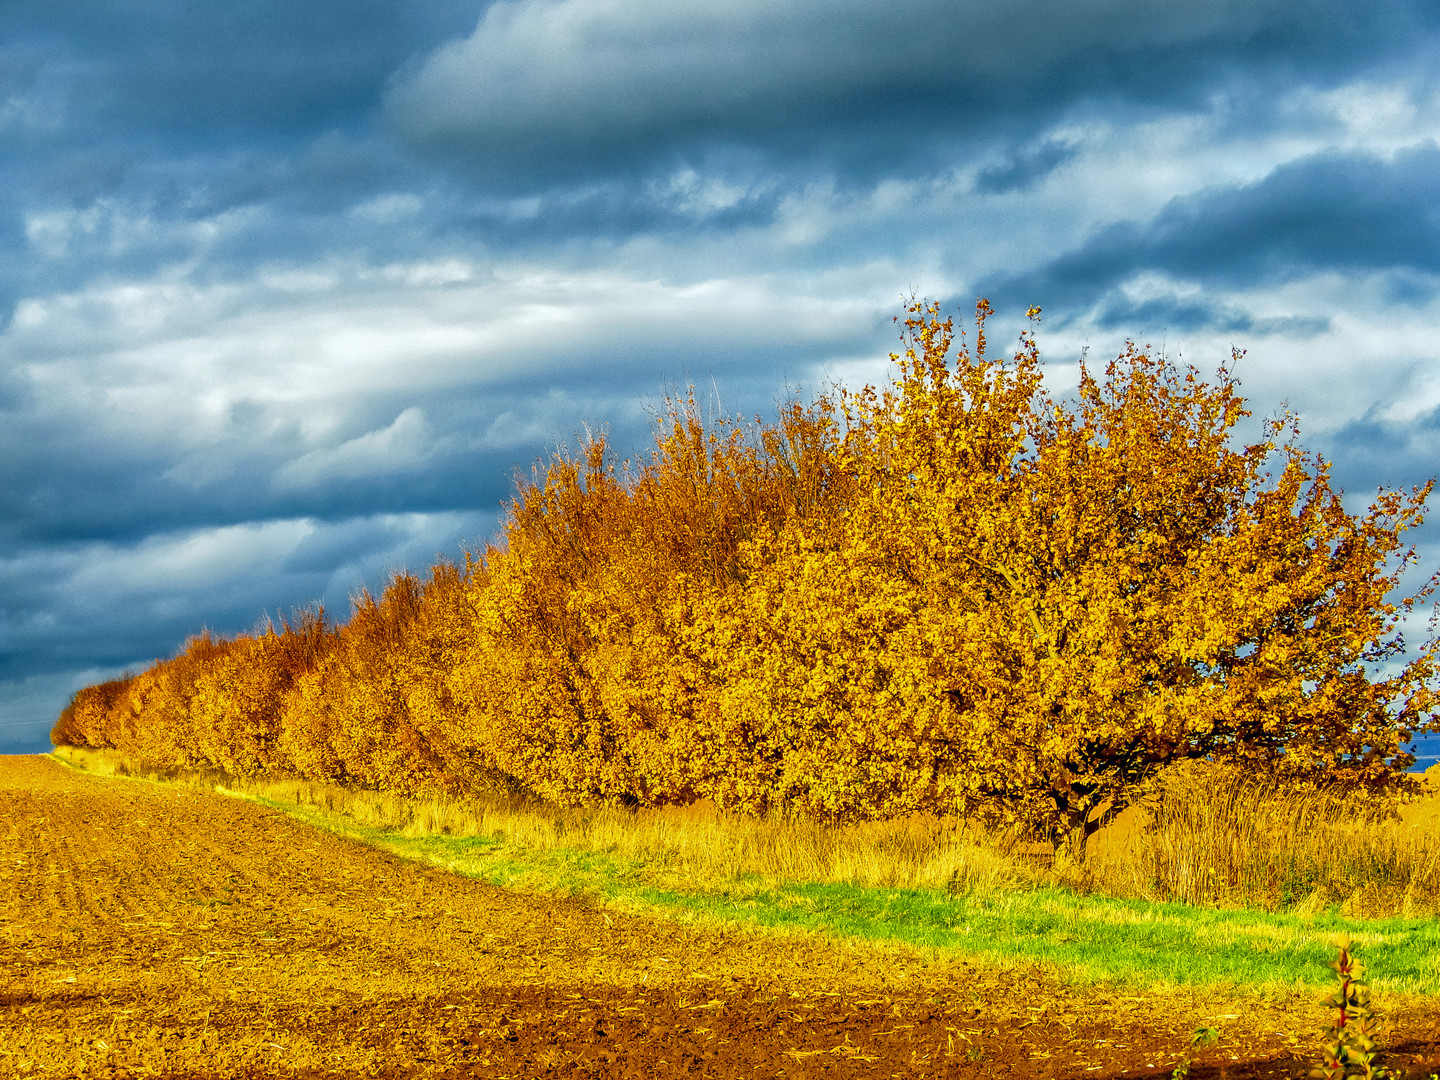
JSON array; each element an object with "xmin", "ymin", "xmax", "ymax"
[{"xmin": 3, "ymin": 1, "xmax": 1440, "ymax": 758}]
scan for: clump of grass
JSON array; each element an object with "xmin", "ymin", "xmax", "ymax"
[
  {"xmin": 51, "ymin": 744, "xmax": 229, "ymax": 788},
  {"xmin": 1077, "ymin": 765, "xmax": 1440, "ymax": 917}
]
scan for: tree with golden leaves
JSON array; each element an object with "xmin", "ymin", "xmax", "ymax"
[{"xmin": 748, "ymin": 299, "xmax": 1439, "ymax": 854}]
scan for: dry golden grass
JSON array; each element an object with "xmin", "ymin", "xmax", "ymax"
[
  {"xmin": 234, "ymin": 773, "xmax": 1042, "ymax": 896},
  {"xmin": 54, "ymin": 746, "xmax": 1044, "ymax": 895},
  {"xmin": 1082, "ymin": 765, "xmax": 1440, "ymax": 916},
  {"xmin": 53, "ymin": 746, "xmax": 1440, "ymax": 917}
]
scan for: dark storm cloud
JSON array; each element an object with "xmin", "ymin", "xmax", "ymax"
[
  {"xmin": 385, "ymin": 0, "xmax": 1440, "ymax": 190},
  {"xmin": 0, "ymin": 0, "xmax": 479, "ymax": 145},
  {"xmin": 979, "ymin": 142, "xmax": 1440, "ymax": 327},
  {"xmin": 1321, "ymin": 403, "xmax": 1440, "ymax": 503},
  {"xmin": 1091, "ymin": 296, "xmax": 1332, "ymax": 337},
  {"xmin": 2, "ymin": 144, "xmax": 435, "ymax": 312},
  {"xmin": 0, "ymin": 401, "xmax": 515, "ymax": 547},
  {"xmin": 0, "ymin": 503, "xmax": 498, "ymax": 752},
  {"xmin": 975, "ymin": 139, "xmax": 1080, "ymax": 196},
  {"xmin": 0, "ymin": 0, "xmax": 481, "ymax": 323}
]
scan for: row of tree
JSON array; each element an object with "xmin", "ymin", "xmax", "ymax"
[{"xmin": 54, "ymin": 302, "xmax": 1440, "ymax": 855}]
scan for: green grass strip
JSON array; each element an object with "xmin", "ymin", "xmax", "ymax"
[
  {"xmin": 228, "ymin": 789, "xmax": 1440, "ymax": 995},
  {"xmin": 634, "ymin": 882, "xmax": 1440, "ymax": 993}
]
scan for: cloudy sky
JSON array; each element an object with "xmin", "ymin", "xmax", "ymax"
[{"xmin": 3, "ymin": 1, "xmax": 1440, "ymax": 756}]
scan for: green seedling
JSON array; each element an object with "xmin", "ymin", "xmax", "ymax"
[
  {"xmin": 1312, "ymin": 937, "xmax": 1389, "ymax": 1080},
  {"xmin": 1172, "ymin": 1025, "xmax": 1221, "ymax": 1079}
]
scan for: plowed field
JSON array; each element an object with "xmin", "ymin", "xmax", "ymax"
[{"xmin": 4, "ymin": 756, "xmax": 1440, "ymax": 1079}]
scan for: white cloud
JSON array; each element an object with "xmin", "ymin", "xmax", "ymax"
[
  {"xmin": 54, "ymin": 519, "xmax": 320, "ymax": 602},
  {"xmin": 1279, "ymin": 80, "xmax": 1440, "ymax": 155},
  {"xmin": 647, "ymin": 168, "xmax": 759, "ymax": 218},
  {"xmin": 275, "ymin": 407, "xmax": 434, "ymax": 491},
  {"xmin": 24, "ymin": 205, "xmax": 104, "ymax": 258},
  {"xmin": 351, "ymin": 192, "xmax": 425, "ymax": 224},
  {"xmin": 22, "ymin": 198, "xmax": 260, "ymax": 264},
  {"xmin": 6, "ymin": 248, "xmax": 901, "ymax": 455}
]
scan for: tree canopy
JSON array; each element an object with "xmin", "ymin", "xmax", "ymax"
[{"xmin": 55, "ymin": 300, "xmax": 1440, "ymax": 856}]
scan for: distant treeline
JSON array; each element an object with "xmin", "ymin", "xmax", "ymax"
[{"xmin": 54, "ymin": 302, "xmax": 1438, "ymax": 852}]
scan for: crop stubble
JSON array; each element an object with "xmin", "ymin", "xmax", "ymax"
[{"xmin": 4, "ymin": 756, "xmax": 1440, "ymax": 1079}]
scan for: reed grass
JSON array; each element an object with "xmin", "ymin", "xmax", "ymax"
[{"xmin": 1081, "ymin": 766, "xmax": 1440, "ymax": 917}]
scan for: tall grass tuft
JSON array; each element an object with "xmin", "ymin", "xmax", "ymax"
[
  {"xmin": 1079, "ymin": 766, "xmax": 1440, "ymax": 916},
  {"xmin": 233, "ymin": 775, "xmax": 1044, "ymax": 897}
]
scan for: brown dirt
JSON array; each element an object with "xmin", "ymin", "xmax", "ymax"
[{"xmin": 4, "ymin": 755, "xmax": 1440, "ymax": 1080}]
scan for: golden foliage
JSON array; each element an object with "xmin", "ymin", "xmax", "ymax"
[
  {"xmin": 280, "ymin": 570, "xmax": 469, "ymax": 795},
  {"xmin": 54, "ymin": 301, "xmax": 1440, "ymax": 849}
]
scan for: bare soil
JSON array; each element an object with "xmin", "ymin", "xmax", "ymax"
[{"xmin": 4, "ymin": 755, "xmax": 1440, "ymax": 1079}]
